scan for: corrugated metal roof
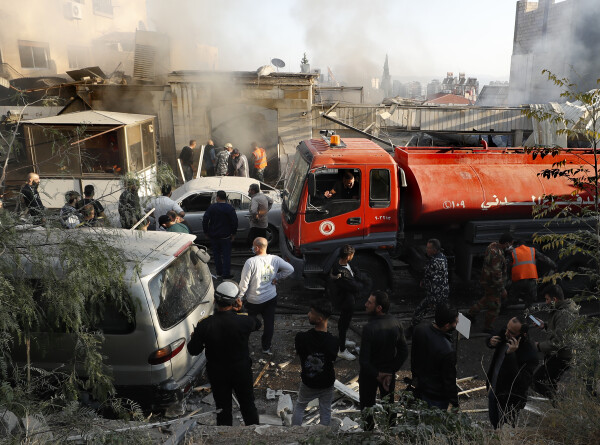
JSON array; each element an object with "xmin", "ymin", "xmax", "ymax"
[{"xmin": 25, "ymin": 110, "xmax": 155, "ymax": 126}]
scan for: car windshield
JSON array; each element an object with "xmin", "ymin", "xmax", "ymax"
[
  {"xmin": 283, "ymin": 150, "xmax": 310, "ymax": 218},
  {"xmin": 148, "ymin": 246, "xmax": 212, "ymax": 330}
]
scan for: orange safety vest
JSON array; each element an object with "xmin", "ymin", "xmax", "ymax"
[
  {"xmin": 511, "ymin": 245, "xmax": 538, "ymax": 281},
  {"xmin": 253, "ymin": 147, "xmax": 267, "ymax": 169}
]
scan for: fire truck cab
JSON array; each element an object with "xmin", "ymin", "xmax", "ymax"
[{"xmin": 279, "ymin": 134, "xmax": 399, "ymax": 290}]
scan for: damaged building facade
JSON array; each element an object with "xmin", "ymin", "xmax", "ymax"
[
  {"xmin": 508, "ymin": 0, "xmax": 600, "ymax": 105},
  {"xmin": 0, "ymin": 0, "xmax": 147, "ymax": 79}
]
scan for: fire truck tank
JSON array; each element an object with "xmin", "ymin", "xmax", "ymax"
[{"xmin": 394, "ymin": 147, "xmax": 592, "ymax": 226}]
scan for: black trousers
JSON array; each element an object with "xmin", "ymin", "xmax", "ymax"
[
  {"xmin": 245, "ymin": 297, "xmax": 277, "ymax": 350},
  {"xmin": 247, "ymin": 226, "xmax": 267, "ymax": 246},
  {"xmin": 359, "ymin": 371, "xmax": 396, "ymax": 431},
  {"xmin": 533, "ymin": 355, "xmax": 570, "ymax": 398},
  {"xmin": 207, "ymin": 361, "xmax": 259, "ymax": 426},
  {"xmin": 336, "ymin": 295, "xmax": 354, "ymax": 352},
  {"xmin": 182, "ymin": 165, "xmax": 193, "ymax": 182}
]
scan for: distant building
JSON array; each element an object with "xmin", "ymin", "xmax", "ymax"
[
  {"xmin": 0, "ymin": 0, "xmax": 147, "ymax": 79},
  {"xmin": 423, "ymin": 93, "xmax": 472, "ymax": 106},
  {"xmin": 477, "ymin": 81, "xmax": 510, "ymax": 107},
  {"xmin": 381, "ymin": 54, "xmax": 392, "ymax": 98},
  {"xmin": 441, "ymin": 72, "xmax": 479, "ymax": 102},
  {"xmin": 426, "ymin": 79, "xmax": 442, "ymax": 97},
  {"xmin": 508, "ymin": 0, "xmax": 600, "ymax": 105}
]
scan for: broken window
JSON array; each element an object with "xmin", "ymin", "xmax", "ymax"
[
  {"xmin": 31, "ymin": 127, "xmax": 81, "ymax": 176},
  {"xmin": 79, "ymin": 130, "xmax": 123, "ymax": 175},
  {"xmin": 18, "ymin": 41, "xmax": 49, "ymax": 69}
]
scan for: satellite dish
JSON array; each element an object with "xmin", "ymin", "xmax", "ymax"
[{"xmin": 271, "ymin": 58, "xmax": 286, "ymax": 71}]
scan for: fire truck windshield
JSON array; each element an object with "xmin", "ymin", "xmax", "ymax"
[{"xmin": 282, "ymin": 151, "xmax": 310, "ymax": 221}]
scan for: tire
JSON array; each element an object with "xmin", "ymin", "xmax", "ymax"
[
  {"xmin": 352, "ymin": 254, "xmax": 391, "ymax": 309},
  {"xmin": 265, "ymin": 224, "xmax": 278, "ymax": 248}
]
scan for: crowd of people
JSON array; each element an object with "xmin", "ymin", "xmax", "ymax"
[
  {"xmin": 179, "ymin": 139, "xmax": 268, "ymax": 182},
  {"xmin": 188, "ymin": 234, "xmax": 576, "ymax": 431},
  {"xmin": 15, "ymin": 174, "xmax": 575, "ymax": 431}
]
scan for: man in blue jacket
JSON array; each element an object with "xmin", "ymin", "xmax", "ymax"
[{"xmin": 203, "ymin": 190, "xmax": 238, "ymax": 279}]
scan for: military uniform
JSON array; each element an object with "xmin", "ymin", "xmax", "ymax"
[
  {"xmin": 467, "ymin": 242, "xmax": 507, "ymax": 330},
  {"xmin": 412, "ymin": 252, "xmax": 449, "ymax": 326},
  {"xmin": 215, "ymin": 149, "xmax": 230, "ymax": 176}
]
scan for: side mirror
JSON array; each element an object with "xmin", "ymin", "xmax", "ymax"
[
  {"xmin": 194, "ymin": 245, "xmax": 211, "ymax": 263},
  {"xmin": 308, "ymin": 172, "xmax": 317, "ymax": 197}
]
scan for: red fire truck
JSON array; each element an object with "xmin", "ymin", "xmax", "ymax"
[{"xmin": 278, "ymin": 133, "xmax": 594, "ymax": 293}]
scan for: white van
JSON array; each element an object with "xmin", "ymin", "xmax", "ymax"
[{"xmin": 9, "ymin": 228, "xmax": 214, "ymax": 412}]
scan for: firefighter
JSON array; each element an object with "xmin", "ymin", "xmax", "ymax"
[
  {"xmin": 508, "ymin": 240, "xmax": 556, "ymax": 308},
  {"xmin": 187, "ymin": 281, "xmax": 261, "ymax": 426},
  {"xmin": 251, "ymin": 142, "xmax": 267, "ymax": 182}
]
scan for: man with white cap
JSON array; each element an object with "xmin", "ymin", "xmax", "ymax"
[{"xmin": 188, "ymin": 281, "xmax": 261, "ymax": 426}]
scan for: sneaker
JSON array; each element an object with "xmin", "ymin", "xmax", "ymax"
[
  {"xmin": 262, "ymin": 348, "xmax": 273, "ymax": 355},
  {"xmin": 345, "ymin": 339, "xmax": 356, "ymax": 348},
  {"xmin": 337, "ymin": 349, "xmax": 356, "ymax": 361}
]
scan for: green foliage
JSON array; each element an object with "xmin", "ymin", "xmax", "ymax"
[
  {"xmin": 362, "ymin": 391, "xmax": 483, "ymax": 443},
  {"xmin": 524, "ymin": 71, "xmax": 600, "ymax": 400}
]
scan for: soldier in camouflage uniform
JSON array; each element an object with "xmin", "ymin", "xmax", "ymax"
[
  {"xmin": 215, "ymin": 143, "xmax": 233, "ymax": 176},
  {"xmin": 466, "ymin": 232, "xmax": 513, "ymax": 332},
  {"xmin": 410, "ymin": 239, "xmax": 450, "ymax": 328}
]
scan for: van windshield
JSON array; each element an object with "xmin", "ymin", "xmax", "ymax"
[{"xmin": 148, "ymin": 246, "xmax": 212, "ymax": 330}]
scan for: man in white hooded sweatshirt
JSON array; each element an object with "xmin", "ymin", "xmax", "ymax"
[{"xmin": 238, "ymin": 237, "xmax": 294, "ymax": 355}]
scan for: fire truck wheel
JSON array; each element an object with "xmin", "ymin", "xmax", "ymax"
[
  {"xmin": 353, "ymin": 253, "xmax": 391, "ymax": 296},
  {"xmin": 265, "ymin": 224, "xmax": 278, "ymax": 248}
]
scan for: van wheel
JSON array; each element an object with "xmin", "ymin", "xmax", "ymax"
[{"xmin": 266, "ymin": 224, "xmax": 278, "ymax": 248}]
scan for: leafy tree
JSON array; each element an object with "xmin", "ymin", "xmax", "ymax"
[
  {"xmin": 0, "ymin": 90, "xmax": 172, "ymax": 438},
  {"xmin": 523, "ymin": 71, "xmax": 600, "ymax": 396}
]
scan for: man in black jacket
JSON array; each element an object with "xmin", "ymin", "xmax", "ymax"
[
  {"xmin": 202, "ymin": 190, "xmax": 238, "ymax": 279},
  {"xmin": 411, "ymin": 304, "xmax": 459, "ymax": 410},
  {"xmin": 291, "ymin": 300, "xmax": 338, "ymax": 426},
  {"xmin": 179, "ymin": 139, "xmax": 196, "ymax": 182},
  {"xmin": 359, "ymin": 290, "xmax": 408, "ymax": 430},
  {"xmin": 20, "ymin": 172, "xmax": 45, "ymax": 223},
  {"xmin": 327, "ymin": 244, "xmax": 367, "ymax": 360},
  {"xmin": 187, "ymin": 281, "xmax": 261, "ymax": 426},
  {"xmin": 486, "ymin": 316, "xmax": 538, "ymax": 429}
]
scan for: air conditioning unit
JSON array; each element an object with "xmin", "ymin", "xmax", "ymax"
[{"xmin": 64, "ymin": 1, "xmax": 83, "ymax": 20}]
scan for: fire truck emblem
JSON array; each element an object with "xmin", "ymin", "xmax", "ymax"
[{"xmin": 319, "ymin": 221, "xmax": 335, "ymax": 236}]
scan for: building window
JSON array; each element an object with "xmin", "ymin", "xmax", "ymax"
[
  {"xmin": 67, "ymin": 46, "xmax": 90, "ymax": 69},
  {"xmin": 93, "ymin": 0, "xmax": 113, "ymax": 17},
  {"xmin": 18, "ymin": 41, "xmax": 50, "ymax": 69}
]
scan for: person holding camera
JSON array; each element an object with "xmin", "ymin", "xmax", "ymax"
[{"xmin": 486, "ymin": 316, "xmax": 538, "ymax": 429}]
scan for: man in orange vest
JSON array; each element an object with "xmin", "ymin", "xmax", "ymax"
[
  {"xmin": 251, "ymin": 142, "xmax": 267, "ymax": 182},
  {"xmin": 508, "ymin": 240, "xmax": 556, "ymax": 308}
]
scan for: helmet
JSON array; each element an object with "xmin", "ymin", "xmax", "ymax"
[{"xmin": 214, "ymin": 280, "xmax": 240, "ymax": 305}]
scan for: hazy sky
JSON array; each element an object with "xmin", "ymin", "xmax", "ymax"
[{"xmin": 148, "ymin": 0, "xmax": 521, "ymax": 83}]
